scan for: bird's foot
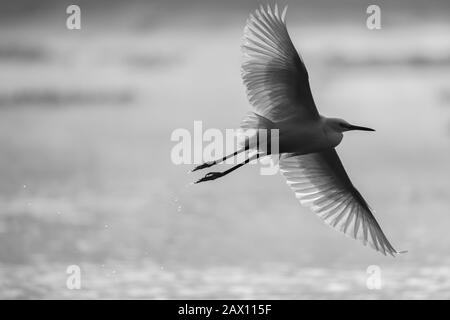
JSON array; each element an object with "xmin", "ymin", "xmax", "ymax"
[
  {"xmin": 194, "ymin": 171, "xmax": 223, "ymax": 184},
  {"xmin": 191, "ymin": 161, "xmax": 215, "ymax": 173}
]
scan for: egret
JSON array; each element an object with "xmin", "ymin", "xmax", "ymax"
[{"xmin": 192, "ymin": 4, "xmax": 403, "ymax": 256}]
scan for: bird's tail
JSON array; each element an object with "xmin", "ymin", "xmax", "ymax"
[
  {"xmin": 240, "ymin": 112, "xmax": 275, "ymax": 129},
  {"xmin": 190, "ymin": 113, "xmax": 275, "ymax": 174},
  {"xmin": 238, "ymin": 112, "xmax": 278, "ymax": 155}
]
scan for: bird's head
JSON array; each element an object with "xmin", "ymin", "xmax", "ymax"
[{"xmin": 326, "ymin": 118, "xmax": 375, "ymax": 133}]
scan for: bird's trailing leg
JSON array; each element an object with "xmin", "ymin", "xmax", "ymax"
[
  {"xmin": 191, "ymin": 146, "xmax": 248, "ymax": 172},
  {"xmin": 194, "ymin": 153, "xmax": 259, "ymax": 184}
]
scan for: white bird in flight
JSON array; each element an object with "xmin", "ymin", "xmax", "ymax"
[{"xmin": 192, "ymin": 4, "xmax": 403, "ymax": 256}]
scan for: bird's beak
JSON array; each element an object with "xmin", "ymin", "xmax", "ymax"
[{"xmin": 348, "ymin": 125, "xmax": 375, "ymax": 132}]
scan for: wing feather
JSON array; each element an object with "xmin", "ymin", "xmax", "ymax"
[
  {"xmin": 241, "ymin": 5, "xmax": 319, "ymax": 123},
  {"xmin": 280, "ymin": 149, "xmax": 400, "ymax": 256}
]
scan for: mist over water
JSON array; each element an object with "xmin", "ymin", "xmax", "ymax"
[{"xmin": 1, "ymin": 0, "xmax": 450, "ymax": 299}]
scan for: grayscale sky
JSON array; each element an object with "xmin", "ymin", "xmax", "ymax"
[{"xmin": 1, "ymin": 0, "xmax": 450, "ymax": 299}]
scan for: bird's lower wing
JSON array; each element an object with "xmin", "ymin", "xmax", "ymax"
[{"xmin": 279, "ymin": 149, "xmax": 400, "ymax": 256}]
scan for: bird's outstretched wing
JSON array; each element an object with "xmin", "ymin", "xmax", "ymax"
[
  {"xmin": 280, "ymin": 149, "xmax": 400, "ymax": 256},
  {"xmin": 241, "ymin": 4, "xmax": 319, "ymax": 123}
]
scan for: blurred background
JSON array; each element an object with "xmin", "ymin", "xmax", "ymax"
[{"xmin": 1, "ymin": 0, "xmax": 450, "ymax": 299}]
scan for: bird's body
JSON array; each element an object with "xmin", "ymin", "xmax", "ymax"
[
  {"xmin": 193, "ymin": 4, "xmax": 403, "ymax": 257},
  {"xmin": 276, "ymin": 117, "xmax": 343, "ymax": 154}
]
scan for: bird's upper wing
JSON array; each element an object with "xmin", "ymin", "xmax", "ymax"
[
  {"xmin": 280, "ymin": 149, "xmax": 400, "ymax": 256},
  {"xmin": 241, "ymin": 5, "xmax": 320, "ymax": 123}
]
